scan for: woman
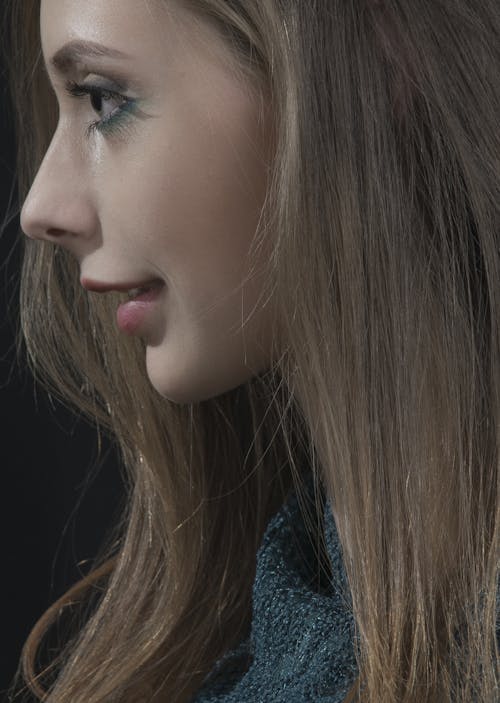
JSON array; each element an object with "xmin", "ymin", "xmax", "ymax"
[{"xmin": 2, "ymin": 0, "xmax": 499, "ymax": 701}]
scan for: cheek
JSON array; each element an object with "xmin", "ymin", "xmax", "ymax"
[
  {"xmin": 96, "ymin": 96, "xmax": 274, "ymax": 401},
  {"xmin": 115, "ymin": 104, "xmax": 270, "ymax": 304}
]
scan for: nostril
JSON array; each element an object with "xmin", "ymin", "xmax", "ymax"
[
  {"xmin": 46, "ymin": 227, "xmax": 69, "ymax": 237},
  {"xmin": 22, "ymin": 226, "xmax": 61, "ymax": 242},
  {"xmin": 20, "ymin": 191, "xmax": 98, "ymax": 243}
]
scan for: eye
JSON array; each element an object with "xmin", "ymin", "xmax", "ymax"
[
  {"xmin": 90, "ymin": 86, "xmax": 124, "ymax": 119},
  {"xmin": 64, "ymin": 79, "xmax": 137, "ymax": 138}
]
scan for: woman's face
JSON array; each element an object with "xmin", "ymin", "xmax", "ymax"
[{"xmin": 21, "ymin": 0, "xmax": 275, "ymax": 403}]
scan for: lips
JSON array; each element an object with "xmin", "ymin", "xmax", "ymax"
[
  {"xmin": 81, "ymin": 277, "xmax": 164, "ymax": 297},
  {"xmin": 116, "ymin": 283, "xmax": 164, "ymax": 335},
  {"xmin": 80, "ymin": 276, "xmax": 166, "ymax": 336}
]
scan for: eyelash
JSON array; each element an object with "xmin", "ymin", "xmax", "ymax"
[{"xmin": 64, "ymin": 79, "xmax": 136, "ymax": 139}]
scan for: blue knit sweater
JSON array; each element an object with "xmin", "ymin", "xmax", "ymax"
[
  {"xmin": 193, "ymin": 482, "xmax": 499, "ymax": 702},
  {"xmin": 193, "ymin": 482, "xmax": 359, "ymax": 702}
]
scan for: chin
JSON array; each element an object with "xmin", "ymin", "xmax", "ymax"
[
  {"xmin": 144, "ymin": 346, "xmax": 251, "ymax": 405},
  {"xmin": 149, "ymin": 376, "xmax": 247, "ymax": 405}
]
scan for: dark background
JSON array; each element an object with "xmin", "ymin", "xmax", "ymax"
[{"xmin": 0, "ymin": 57, "xmax": 123, "ymax": 696}]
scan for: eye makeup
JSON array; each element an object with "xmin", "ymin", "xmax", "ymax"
[{"xmin": 64, "ymin": 78, "xmax": 140, "ymax": 139}]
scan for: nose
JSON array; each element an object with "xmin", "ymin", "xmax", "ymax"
[{"xmin": 20, "ymin": 128, "xmax": 98, "ymax": 253}]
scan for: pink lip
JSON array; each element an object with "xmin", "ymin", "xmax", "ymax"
[
  {"xmin": 80, "ymin": 277, "xmax": 165, "ymax": 336},
  {"xmin": 116, "ymin": 284, "xmax": 164, "ymax": 336},
  {"xmin": 81, "ymin": 277, "xmax": 163, "ymax": 293}
]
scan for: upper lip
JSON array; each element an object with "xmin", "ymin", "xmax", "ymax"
[{"xmin": 81, "ymin": 277, "xmax": 163, "ymax": 293}]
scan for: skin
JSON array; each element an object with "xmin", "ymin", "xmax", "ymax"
[{"xmin": 21, "ymin": 0, "xmax": 276, "ymax": 403}]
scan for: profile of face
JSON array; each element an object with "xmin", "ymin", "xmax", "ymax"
[{"xmin": 21, "ymin": 0, "xmax": 276, "ymax": 404}]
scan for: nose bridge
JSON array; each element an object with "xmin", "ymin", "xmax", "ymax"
[{"xmin": 20, "ymin": 125, "xmax": 98, "ymax": 246}]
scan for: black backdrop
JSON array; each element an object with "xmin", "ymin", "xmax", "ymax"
[{"xmin": 0, "ymin": 56, "xmax": 123, "ymax": 697}]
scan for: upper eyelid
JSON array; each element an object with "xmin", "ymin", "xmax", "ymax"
[
  {"xmin": 65, "ymin": 81, "xmax": 129, "ymax": 100},
  {"xmin": 41, "ymin": 54, "xmax": 137, "ymax": 94}
]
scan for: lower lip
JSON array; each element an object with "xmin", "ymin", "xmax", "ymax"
[{"xmin": 116, "ymin": 285, "xmax": 164, "ymax": 335}]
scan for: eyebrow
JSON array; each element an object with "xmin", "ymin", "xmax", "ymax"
[{"xmin": 49, "ymin": 39, "xmax": 131, "ymax": 75}]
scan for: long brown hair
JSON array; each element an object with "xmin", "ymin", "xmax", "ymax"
[{"xmin": 2, "ymin": 1, "xmax": 499, "ymax": 701}]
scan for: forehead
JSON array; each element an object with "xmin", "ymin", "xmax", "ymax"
[
  {"xmin": 40, "ymin": 0, "xmax": 165, "ymax": 53},
  {"xmin": 39, "ymin": 0, "xmax": 232, "ymax": 77}
]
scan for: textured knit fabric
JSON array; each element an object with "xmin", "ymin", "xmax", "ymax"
[
  {"xmin": 192, "ymin": 478, "xmax": 500, "ymax": 702},
  {"xmin": 192, "ymin": 480, "xmax": 359, "ymax": 703}
]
